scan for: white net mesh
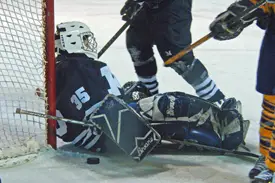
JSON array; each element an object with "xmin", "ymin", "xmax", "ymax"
[{"xmin": 0, "ymin": 0, "xmax": 49, "ymax": 165}]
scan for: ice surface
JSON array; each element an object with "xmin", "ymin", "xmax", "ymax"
[{"xmin": 0, "ymin": 0, "xmax": 266, "ymax": 182}]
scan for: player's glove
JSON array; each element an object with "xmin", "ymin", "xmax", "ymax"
[
  {"xmin": 210, "ymin": 0, "xmax": 267, "ymax": 41},
  {"xmin": 120, "ymin": 0, "xmax": 145, "ymax": 21}
]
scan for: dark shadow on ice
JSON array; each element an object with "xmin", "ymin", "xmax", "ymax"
[
  {"xmin": 53, "ymin": 139, "xmax": 207, "ymax": 179},
  {"xmin": 53, "ymin": 138, "xmax": 256, "ymax": 179}
]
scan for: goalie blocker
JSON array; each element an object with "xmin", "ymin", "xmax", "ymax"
[{"xmin": 90, "ymin": 94, "xmax": 161, "ymax": 161}]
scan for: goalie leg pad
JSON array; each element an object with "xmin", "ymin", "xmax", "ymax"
[
  {"xmin": 219, "ymin": 109, "xmax": 250, "ymax": 150},
  {"xmin": 137, "ymin": 92, "xmax": 248, "ymax": 150},
  {"xmin": 137, "ymin": 92, "xmax": 222, "ymax": 137},
  {"xmin": 170, "ymin": 127, "xmax": 222, "ymax": 148}
]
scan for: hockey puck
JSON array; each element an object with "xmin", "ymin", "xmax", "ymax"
[{"xmin": 86, "ymin": 157, "xmax": 100, "ymax": 164}]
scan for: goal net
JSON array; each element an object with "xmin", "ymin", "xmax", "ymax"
[{"xmin": 0, "ymin": 0, "xmax": 56, "ymax": 165}]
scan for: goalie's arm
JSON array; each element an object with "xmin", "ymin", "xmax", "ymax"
[
  {"xmin": 55, "ymin": 58, "xmax": 123, "ymax": 152},
  {"xmin": 55, "ymin": 110, "xmax": 104, "ymax": 152}
]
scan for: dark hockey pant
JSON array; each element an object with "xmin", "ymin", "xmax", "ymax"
[{"xmin": 126, "ymin": 0, "xmax": 225, "ymax": 102}]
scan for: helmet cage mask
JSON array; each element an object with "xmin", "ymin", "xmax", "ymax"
[{"xmin": 55, "ymin": 21, "xmax": 98, "ymax": 59}]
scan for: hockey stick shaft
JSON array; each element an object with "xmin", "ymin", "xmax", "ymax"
[
  {"xmin": 164, "ymin": 0, "xmax": 266, "ymax": 66},
  {"xmin": 97, "ymin": 21, "xmax": 130, "ymax": 58},
  {"xmin": 169, "ymin": 139, "xmax": 260, "ymax": 158},
  {"xmin": 164, "ymin": 33, "xmax": 212, "ymax": 65},
  {"xmin": 16, "ymin": 108, "xmax": 176, "ymax": 127},
  {"xmin": 16, "ymin": 108, "xmax": 98, "ymax": 128},
  {"xmin": 97, "ymin": 4, "xmax": 145, "ymax": 58}
]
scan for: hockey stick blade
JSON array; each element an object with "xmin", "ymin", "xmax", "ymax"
[{"xmin": 168, "ymin": 139, "xmax": 260, "ymax": 159}]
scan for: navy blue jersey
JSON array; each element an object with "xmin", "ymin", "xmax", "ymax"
[{"xmin": 56, "ymin": 53, "xmax": 123, "ymax": 151}]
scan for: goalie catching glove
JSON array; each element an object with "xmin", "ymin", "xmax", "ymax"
[{"xmin": 210, "ymin": 0, "xmax": 268, "ymax": 41}]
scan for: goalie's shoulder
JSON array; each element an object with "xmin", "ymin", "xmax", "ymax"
[
  {"xmin": 88, "ymin": 58, "xmax": 107, "ymax": 68},
  {"xmin": 56, "ymin": 53, "xmax": 107, "ymax": 69}
]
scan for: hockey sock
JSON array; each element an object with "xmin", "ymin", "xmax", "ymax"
[
  {"xmin": 138, "ymin": 75, "xmax": 159, "ymax": 95},
  {"xmin": 261, "ymin": 95, "xmax": 275, "ymax": 171},
  {"xmin": 260, "ymin": 95, "xmax": 275, "ymax": 156},
  {"xmin": 194, "ymin": 76, "xmax": 225, "ymax": 102}
]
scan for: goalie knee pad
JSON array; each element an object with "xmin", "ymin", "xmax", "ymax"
[
  {"xmin": 169, "ymin": 59, "xmax": 225, "ymax": 102},
  {"xmin": 219, "ymin": 109, "xmax": 249, "ymax": 150}
]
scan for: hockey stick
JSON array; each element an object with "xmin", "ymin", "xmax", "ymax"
[
  {"xmin": 16, "ymin": 108, "xmax": 183, "ymax": 128},
  {"xmin": 15, "ymin": 108, "xmax": 176, "ymax": 127},
  {"xmin": 16, "ymin": 108, "xmax": 260, "ymax": 159},
  {"xmin": 97, "ymin": 22, "xmax": 129, "ymax": 59},
  {"xmin": 164, "ymin": 0, "xmax": 267, "ymax": 66},
  {"xmin": 97, "ymin": 3, "xmax": 145, "ymax": 58},
  {"xmin": 16, "ymin": 108, "xmax": 99, "ymax": 128},
  {"xmin": 168, "ymin": 138, "xmax": 260, "ymax": 159},
  {"xmin": 164, "ymin": 33, "xmax": 212, "ymax": 65}
]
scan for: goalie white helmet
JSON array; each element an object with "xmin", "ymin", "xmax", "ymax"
[{"xmin": 55, "ymin": 21, "xmax": 97, "ymax": 59}]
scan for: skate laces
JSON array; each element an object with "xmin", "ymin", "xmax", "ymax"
[{"xmin": 254, "ymin": 156, "xmax": 267, "ymax": 171}]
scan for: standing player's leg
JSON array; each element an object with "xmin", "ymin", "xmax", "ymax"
[
  {"xmin": 126, "ymin": 15, "xmax": 159, "ymax": 96},
  {"xmin": 251, "ymin": 26, "xmax": 275, "ymax": 181},
  {"xmin": 152, "ymin": 0, "xmax": 226, "ymax": 103}
]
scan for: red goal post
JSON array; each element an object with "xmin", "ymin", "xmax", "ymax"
[{"xmin": 44, "ymin": 0, "xmax": 56, "ymax": 149}]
